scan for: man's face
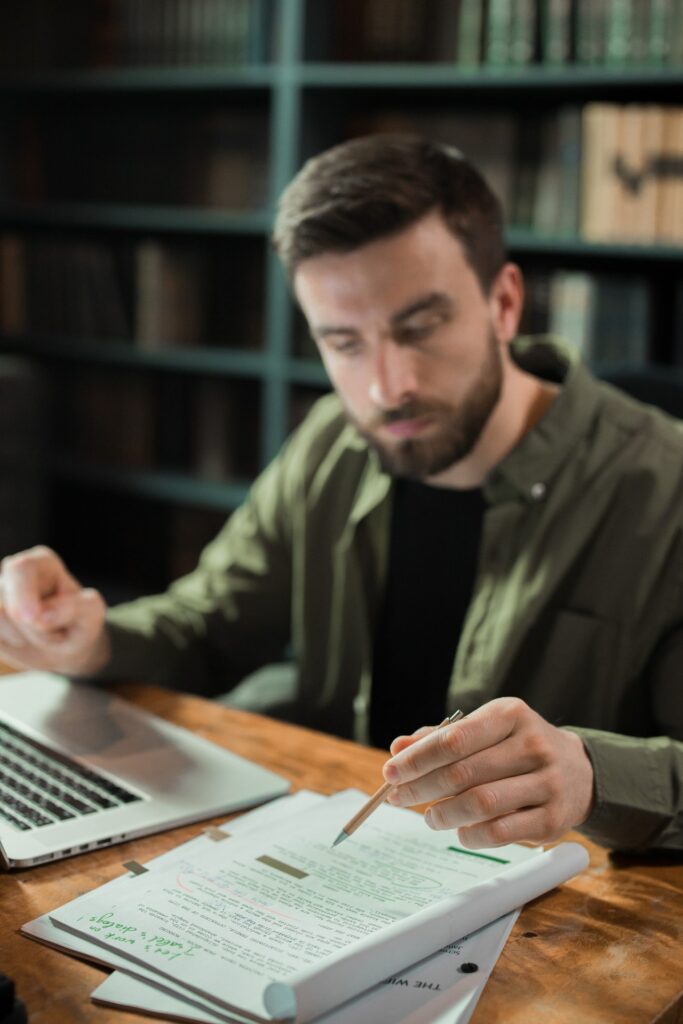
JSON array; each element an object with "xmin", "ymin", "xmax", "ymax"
[{"xmin": 294, "ymin": 211, "xmax": 509, "ymax": 480}]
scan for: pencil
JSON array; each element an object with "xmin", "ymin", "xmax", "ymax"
[{"xmin": 332, "ymin": 709, "xmax": 464, "ymax": 847}]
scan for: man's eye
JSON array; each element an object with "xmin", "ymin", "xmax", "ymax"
[
  {"xmin": 330, "ymin": 339, "xmax": 361, "ymax": 355},
  {"xmin": 397, "ymin": 323, "xmax": 435, "ymax": 343}
]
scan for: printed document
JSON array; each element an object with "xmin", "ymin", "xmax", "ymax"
[{"xmin": 47, "ymin": 789, "xmax": 588, "ymax": 1022}]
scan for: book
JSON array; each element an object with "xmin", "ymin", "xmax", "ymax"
[
  {"xmin": 508, "ymin": 0, "xmax": 538, "ymax": 65},
  {"xmin": 486, "ymin": 0, "xmax": 514, "ymax": 65},
  {"xmin": 605, "ymin": 0, "xmax": 633, "ymax": 65},
  {"xmin": 189, "ymin": 111, "xmax": 268, "ymax": 210},
  {"xmin": 193, "ymin": 379, "xmax": 237, "ymax": 481},
  {"xmin": 590, "ymin": 274, "xmax": 650, "ymax": 366},
  {"xmin": 135, "ymin": 241, "xmax": 205, "ymax": 349},
  {"xmin": 576, "ymin": 0, "xmax": 608, "ymax": 65},
  {"xmin": 647, "ymin": 0, "xmax": 670, "ymax": 64},
  {"xmin": 38, "ymin": 789, "xmax": 588, "ymax": 1024},
  {"xmin": 615, "ymin": 103, "xmax": 646, "ymax": 240},
  {"xmin": 548, "ymin": 270, "xmax": 650, "ymax": 366},
  {"xmin": 657, "ymin": 107, "xmax": 683, "ymax": 242},
  {"xmin": 557, "ymin": 105, "xmax": 582, "ymax": 234},
  {"xmin": 532, "ymin": 114, "xmax": 563, "ymax": 233},
  {"xmin": 456, "ymin": 0, "xmax": 485, "ymax": 66},
  {"xmin": 549, "ymin": 270, "xmax": 596, "ymax": 355},
  {"xmin": 580, "ymin": 103, "xmax": 622, "ymax": 240},
  {"xmin": 638, "ymin": 105, "xmax": 666, "ymax": 240},
  {"xmin": 540, "ymin": 0, "xmax": 573, "ymax": 65}
]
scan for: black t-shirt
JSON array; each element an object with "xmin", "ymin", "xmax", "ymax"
[{"xmin": 370, "ymin": 480, "xmax": 486, "ymax": 750}]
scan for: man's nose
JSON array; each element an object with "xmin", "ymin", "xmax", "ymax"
[{"xmin": 368, "ymin": 342, "xmax": 419, "ymax": 411}]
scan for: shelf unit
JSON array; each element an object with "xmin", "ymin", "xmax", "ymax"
[{"xmin": 0, "ymin": 0, "xmax": 682, "ymax": 597}]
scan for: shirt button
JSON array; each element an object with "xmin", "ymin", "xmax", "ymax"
[{"xmin": 530, "ymin": 482, "xmax": 546, "ymax": 501}]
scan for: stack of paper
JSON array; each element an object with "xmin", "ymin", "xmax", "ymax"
[{"xmin": 22, "ymin": 790, "xmax": 588, "ymax": 1023}]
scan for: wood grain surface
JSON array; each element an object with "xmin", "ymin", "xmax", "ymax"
[{"xmin": 1, "ymin": 680, "xmax": 682, "ymax": 1024}]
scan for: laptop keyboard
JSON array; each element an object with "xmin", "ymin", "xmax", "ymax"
[{"xmin": 0, "ymin": 720, "xmax": 141, "ymax": 831}]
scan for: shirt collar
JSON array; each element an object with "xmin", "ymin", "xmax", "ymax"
[
  {"xmin": 485, "ymin": 338, "xmax": 602, "ymax": 505},
  {"xmin": 343, "ymin": 337, "xmax": 602, "ymax": 517}
]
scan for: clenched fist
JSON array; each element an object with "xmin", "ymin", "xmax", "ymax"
[{"xmin": 0, "ymin": 545, "xmax": 109, "ymax": 676}]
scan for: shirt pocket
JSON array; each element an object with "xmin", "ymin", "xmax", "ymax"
[{"xmin": 508, "ymin": 607, "xmax": 620, "ymax": 728}]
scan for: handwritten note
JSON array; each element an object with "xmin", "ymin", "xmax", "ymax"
[{"xmin": 51, "ymin": 791, "xmax": 544, "ymax": 1021}]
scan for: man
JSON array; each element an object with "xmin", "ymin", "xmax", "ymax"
[{"xmin": 0, "ymin": 136, "xmax": 681, "ymax": 852}]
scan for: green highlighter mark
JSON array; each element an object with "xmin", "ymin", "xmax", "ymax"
[{"xmin": 447, "ymin": 845, "xmax": 510, "ymax": 865}]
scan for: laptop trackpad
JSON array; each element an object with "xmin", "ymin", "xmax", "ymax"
[{"xmin": 0, "ymin": 672, "xmax": 195, "ymax": 791}]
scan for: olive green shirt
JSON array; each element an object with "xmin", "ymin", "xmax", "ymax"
[{"xmin": 99, "ymin": 340, "xmax": 683, "ymax": 852}]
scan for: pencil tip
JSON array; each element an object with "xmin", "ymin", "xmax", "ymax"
[{"xmin": 332, "ymin": 831, "xmax": 348, "ymax": 848}]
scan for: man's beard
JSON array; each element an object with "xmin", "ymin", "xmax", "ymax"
[{"xmin": 349, "ymin": 330, "xmax": 503, "ymax": 480}]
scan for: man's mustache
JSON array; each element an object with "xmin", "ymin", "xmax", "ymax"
[{"xmin": 367, "ymin": 401, "xmax": 445, "ymax": 431}]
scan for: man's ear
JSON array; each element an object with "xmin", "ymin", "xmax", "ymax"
[{"xmin": 489, "ymin": 263, "xmax": 524, "ymax": 346}]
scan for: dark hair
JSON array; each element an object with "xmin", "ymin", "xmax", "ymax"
[{"xmin": 273, "ymin": 134, "xmax": 506, "ymax": 293}]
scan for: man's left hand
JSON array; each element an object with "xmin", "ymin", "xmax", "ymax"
[{"xmin": 383, "ymin": 697, "xmax": 595, "ymax": 847}]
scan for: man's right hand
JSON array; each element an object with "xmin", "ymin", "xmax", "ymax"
[{"xmin": 0, "ymin": 546, "xmax": 109, "ymax": 676}]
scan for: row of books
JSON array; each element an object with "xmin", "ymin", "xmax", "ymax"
[
  {"xmin": 59, "ymin": 369, "xmax": 260, "ymax": 480},
  {"xmin": 7, "ymin": 104, "xmax": 681, "ymax": 245},
  {"xmin": 6, "ymin": 237, "xmax": 679, "ymax": 374},
  {"xmin": 330, "ymin": 0, "xmax": 683, "ymax": 67},
  {"xmin": 355, "ymin": 104, "xmax": 683, "ymax": 242},
  {"xmin": 112, "ymin": 0, "xmax": 271, "ymax": 66},
  {"xmin": 0, "ymin": 234, "xmax": 264, "ymax": 348},
  {"xmin": 0, "ymin": 0, "xmax": 270, "ymax": 72},
  {"xmin": 581, "ymin": 103, "xmax": 683, "ymax": 242},
  {"xmin": 2, "ymin": 231, "xmax": 681, "ymax": 365},
  {"xmin": 2, "ymin": 0, "xmax": 683, "ymax": 72},
  {"xmin": 13, "ymin": 109, "xmax": 268, "ymax": 211},
  {"xmin": 521, "ymin": 269, "xmax": 654, "ymax": 366}
]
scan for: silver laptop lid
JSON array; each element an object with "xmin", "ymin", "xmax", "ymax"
[{"xmin": 0, "ymin": 672, "xmax": 289, "ymax": 869}]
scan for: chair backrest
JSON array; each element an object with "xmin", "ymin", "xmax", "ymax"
[{"xmin": 599, "ymin": 367, "xmax": 683, "ymax": 421}]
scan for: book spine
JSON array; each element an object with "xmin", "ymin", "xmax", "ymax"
[
  {"xmin": 531, "ymin": 114, "xmax": 562, "ymax": 234},
  {"xmin": 648, "ymin": 0, "xmax": 671, "ymax": 64},
  {"xmin": 629, "ymin": 0, "xmax": 651, "ymax": 64},
  {"xmin": 486, "ymin": 0, "xmax": 512, "ymax": 65},
  {"xmin": 580, "ymin": 103, "xmax": 621, "ymax": 241},
  {"xmin": 576, "ymin": 0, "xmax": 608, "ymax": 65},
  {"xmin": 540, "ymin": 0, "xmax": 572, "ymax": 65},
  {"xmin": 605, "ymin": 0, "xmax": 633, "ymax": 66},
  {"xmin": 557, "ymin": 106, "xmax": 582, "ymax": 235},
  {"xmin": 615, "ymin": 104, "xmax": 644, "ymax": 240},
  {"xmin": 457, "ymin": 0, "xmax": 484, "ymax": 66},
  {"xmin": 508, "ymin": 0, "xmax": 536, "ymax": 65},
  {"xmin": 638, "ymin": 105, "xmax": 664, "ymax": 241},
  {"xmin": 248, "ymin": 0, "xmax": 270, "ymax": 64},
  {"xmin": 431, "ymin": 0, "xmax": 462, "ymax": 63},
  {"xmin": 669, "ymin": 0, "xmax": 683, "ymax": 64}
]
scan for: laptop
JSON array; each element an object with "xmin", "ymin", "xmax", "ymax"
[{"xmin": 0, "ymin": 671, "xmax": 290, "ymax": 870}]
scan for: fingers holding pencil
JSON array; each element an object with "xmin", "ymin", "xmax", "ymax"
[{"xmin": 332, "ymin": 710, "xmax": 464, "ymax": 847}]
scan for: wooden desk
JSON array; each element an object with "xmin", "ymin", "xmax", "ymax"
[{"xmin": 2, "ymin": 683, "xmax": 683, "ymax": 1024}]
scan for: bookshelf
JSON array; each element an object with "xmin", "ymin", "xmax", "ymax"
[{"xmin": 0, "ymin": 0, "xmax": 682, "ymax": 598}]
